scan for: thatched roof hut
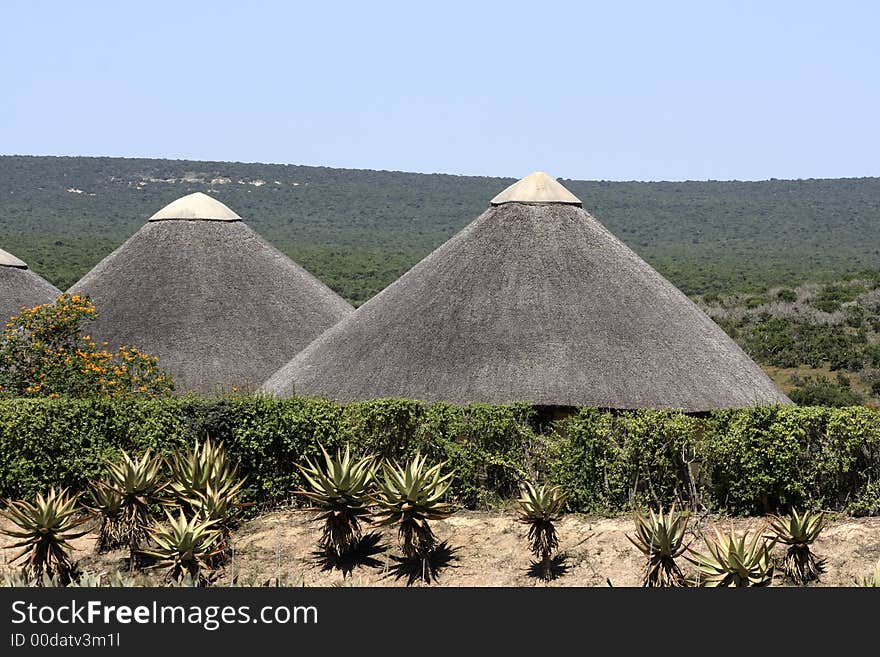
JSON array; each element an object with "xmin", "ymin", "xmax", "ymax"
[
  {"xmin": 0, "ymin": 248, "xmax": 60, "ymax": 321},
  {"xmin": 263, "ymin": 172, "xmax": 790, "ymax": 411},
  {"xmin": 69, "ymin": 192, "xmax": 353, "ymax": 394}
]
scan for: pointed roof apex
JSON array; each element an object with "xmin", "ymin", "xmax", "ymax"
[
  {"xmin": 148, "ymin": 192, "xmax": 241, "ymax": 222},
  {"xmin": 0, "ymin": 247, "xmax": 28, "ymax": 269},
  {"xmin": 490, "ymin": 172, "xmax": 581, "ymax": 206}
]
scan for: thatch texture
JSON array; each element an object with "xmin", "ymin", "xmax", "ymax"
[
  {"xmin": 69, "ymin": 194, "xmax": 353, "ymax": 394},
  {"xmin": 264, "ymin": 179, "xmax": 790, "ymax": 411},
  {"xmin": 0, "ymin": 250, "xmax": 60, "ymax": 322}
]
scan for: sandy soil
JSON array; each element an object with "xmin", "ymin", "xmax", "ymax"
[{"xmin": 3, "ymin": 509, "xmax": 880, "ymax": 587}]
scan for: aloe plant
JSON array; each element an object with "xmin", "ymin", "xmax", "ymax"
[
  {"xmin": 166, "ymin": 437, "xmax": 240, "ymax": 501},
  {"xmin": 688, "ymin": 523, "xmax": 776, "ymax": 587},
  {"xmin": 86, "ymin": 481, "xmax": 125, "ymax": 553},
  {"xmin": 0, "ymin": 569, "xmax": 48, "ymax": 587},
  {"xmin": 166, "ymin": 438, "xmax": 247, "ymax": 516},
  {"xmin": 517, "ymin": 482, "xmax": 566, "ymax": 581},
  {"xmin": 101, "ymin": 449, "xmax": 165, "ymax": 566},
  {"xmin": 0, "ymin": 488, "xmax": 88, "ymax": 584},
  {"xmin": 140, "ymin": 510, "xmax": 223, "ymax": 585},
  {"xmin": 0, "ymin": 569, "xmax": 71, "ymax": 587},
  {"xmin": 627, "ymin": 504, "xmax": 689, "ymax": 587},
  {"xmin": 372, "ymin": 453, "xmax": 453, "ymax": 565},
  {"xmin": 856, "ymin": 558, "xmax": 880, "ymax": 587},
  {"xmin": 296, "ymin": 444, "xmax": 375, "ymax": 558},
  {"xmin": 767, "ymin": 508, "xmax": 826, "ymax": 584},
  {"xmin": 178, "ymin": 478, "xmax": 246, "ymax": 552},
  {"xmin": 165, "ymin": 437, "xmax": 246, "ymax": 553}
]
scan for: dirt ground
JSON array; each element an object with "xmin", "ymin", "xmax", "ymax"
[{"xmin": 3, "ymin": 508, "xmax": 880, "ymax": 586}]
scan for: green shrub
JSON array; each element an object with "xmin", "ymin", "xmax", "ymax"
[
  {"xmin": 550, "ymin": 409, "xmax": 700, "ymax": 513},
  {"xmin": 0, "ymin": 295, "xmax": 173, "ymax": 399},
  {"xmin": 788, "ymin": 376, "xmax": 863, "ymax": 407},
  {"xmin": 419, "ymin": 403, "xmax": 538, "ymax": 508},
  {"xmin": 819, "ymin": 407, "xmax": 880, "ymax": 512},
  {"xmin": 0, "ymin": 396, "xmax": 539, "ymax": 512},
  {"xmin": 549, "ymin": 408, "xmax": 616, "ymax": 512},
  {"xmin": 810, "ymin": 284, "xmax": 865, "ymax": 314},
  {"xmin": 703, "ymin": 406, "xmax": 880, "ymax": 514},
  {"xmin": 775, "ymin": 288, "xmax": 797, "ymax": 303},
  {"xmin": 0, "ymin": 398, "xmax": 879, "ymax": 518},
  {"xmin": 866, "ymin": 344, "xmax": 880, "ymax": 368},
  {"xmin": 704, "ymin": 406, "xmax": 813, "ymax": 513}
]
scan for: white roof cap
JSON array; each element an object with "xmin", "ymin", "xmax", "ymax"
[
  {"xmin": 490, "ymin": 172, "xmax": 581, "ymax": 206},
  {"xmin": 148, "ymin": 192, "xmax": 241, "ymax": 222},
  {"xmin": 0, "ymin": 247, "xmax": 28, "ymax": 268}
]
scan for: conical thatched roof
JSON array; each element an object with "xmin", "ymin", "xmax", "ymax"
[
  {"xmin": 0, "ymin": 248, "xmax": 60, "ymax": 322},
  {"xmin": 69, "ymin": 192, "xmax": 353, "ymax": 394},
  {"xmin": 263, "ymin": 173, "xmax": 790, "ymax": 411}
]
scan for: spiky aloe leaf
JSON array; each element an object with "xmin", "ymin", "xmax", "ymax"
[
  {"xmin": 0, "ymin": 487, "xmax": 88, "ymax": 584},
  {"xmin": 183, "ymin": 478, "xmax": 246, "ymax": 524},
  {"xmin": 100, "ymin": 449, "xmax": 166, "ymax": 562},
  {"xmin": 69, "ymin": 570, "xmax": 141, "ymax": 587},
  {"xmin": 0, "ymin": 569, "xmax": 42, "ymax": 587},
  {"xmin": 767, "ymin": 508, "xmax": 825, "ymax": 546},
  {"xmin": 296, "ymin": 444, "xmax": 375, "ymax": 558},
  {"xmin": 857, "ymin": 559, "xmax": 880, "ymax": 587},
  {"xmin": 766, "ymin": 508, "xmax": 826, "ymax": 584},
  {"xmin": 687, "ymin": 523, "xmax": 775, "ymax": 587},
  {"xmin": 164, "ymin": 437, "xmax": 246, "ymax": 560},
  {"xmin": 372, "ymin": 453, "xmax": 454, "ymax": 563},
  {"xmin": 166, "ymin": 437, "xmax": 241, "ymax": 502},
  {"xmin": 87, "ymin": 482, "xmax": 124, "ymax": 517},
  {"xmin": 105, "ymin": 449, "xmax": 165, "ymax": 502},
  {"xmin": 627, "ymin": 504, "xmax": 690, "ymax": 587},
  {"xmin": 86, "ymin": 481, "xmax": 126, "ymax": 553},
  {"xmin": 516, "ymin": 482, "xmax": 566, "ymax": 580},
  {"xmin": 517, "ymin": 482, "xmax": 566, "ymax": 523},
  {"xmin": 140, "ymin": 509, "xmax": 222, "ymax": 585}
]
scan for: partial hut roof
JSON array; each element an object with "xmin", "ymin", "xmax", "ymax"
[
  {"xmin": 0, "ymin": 247, "xmax": 60, "ymax": 321},
  {"xmin": 149, "ymin": 192, "xmax": 241, "ymax": 222},
  {"xmin": 70, "ymin": 193, "xmax": 353, "ymax": 395},
  {"xmin": 490, "ymin": 171, "xmax": 582, "ymax": 206},
  {"xmin": 0, "ymin": 248, "xmax": 28, "ymax": 269},
  {"xmin": 263, "ymin": 173, "xmax": 790, "ymax": 411}
]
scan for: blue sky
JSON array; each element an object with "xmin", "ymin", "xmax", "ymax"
[{"xmin": 2, "ymin": 1, "xmax": 878, "ymax": 181}]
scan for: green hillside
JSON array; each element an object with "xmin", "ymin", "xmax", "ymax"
[
  {"xmin": 1, "ymin": 155, "xmax": 879, "ymax": 304},
  {"xmin": 695, "ymin": 274, "xmax": 880, "ymax": 406}
]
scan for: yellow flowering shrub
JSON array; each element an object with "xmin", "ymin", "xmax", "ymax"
[{"xmin": 0, "ymin": 294, "xmax": 174, "ymax": 398}]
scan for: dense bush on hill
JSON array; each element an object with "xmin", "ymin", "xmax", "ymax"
[
  {"xmin": 0, "ymin": 397, "xmax": 877, "ymax": 517},
  {"xmin": 696, "ymin": 273, "xmax": 880, "ymax": 403},
  {"xmin": 787, "ymin": 375, "xmax": 864, "ymax": 406},
  {"xmin": 3, "ymin": 156, "xmax": 880, "ymax": 303}
]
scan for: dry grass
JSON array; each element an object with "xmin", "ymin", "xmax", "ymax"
[{"xmin": 761, "ymin": 364, "xmax": 879, "ymax": 406}]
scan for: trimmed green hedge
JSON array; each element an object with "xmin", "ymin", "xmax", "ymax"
[{"xmin": 0, "ymin": 397, "xmax": 878, "ymax": 516}]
